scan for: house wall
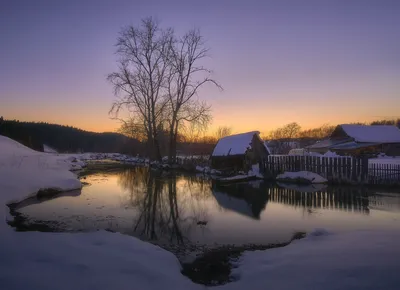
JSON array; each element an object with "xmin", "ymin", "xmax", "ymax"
[
  {"xmin": 331, "ymin": 146, "xmax": 380, "ymax": 157},
  {"xmin": 308, "ymin": 147, "xmax": 330, "ymax": 154},
  {"xmin": 383, "ymin": 143, "xmax": 400, "ymax": 156},
  {"xmin": 330, "ymin": 126, "xmax": 350, "ymax": 140},
  {"xmin": 211, "ymin": 155, "xmax": 245, "ymax": 171}
]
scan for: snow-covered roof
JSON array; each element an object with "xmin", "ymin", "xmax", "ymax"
[
  {"xmin": 264, "ymin": 141, "xmax": 271, "ymax": 154},
  {"xmin": 330, "ymin": 141, "xmax": 381, "ymax": 150},
  {"xmin": 212, "ymin": 131, "xmax": 261, "ymax": 156},
  {"xmin": 340, "ymin": 125, "xmax": 400, "ymax": 143},
  {"xmin": 307, "ymin": 138, "xmax": 350, "ymax": 149}
]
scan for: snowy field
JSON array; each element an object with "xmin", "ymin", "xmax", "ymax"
[{"xmin": 1, "ymin": 135, "xmax": 400, "ymax": 290}]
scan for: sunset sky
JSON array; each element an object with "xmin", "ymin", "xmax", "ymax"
[{"xmin": 1, "ymin": 0, "xmax": 399, "ymax": 135}]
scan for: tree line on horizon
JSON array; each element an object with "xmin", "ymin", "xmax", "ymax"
[
  {"xmin": 0, "ymin": 118, "xmax": 398, "ymax": 156},
  {"xmin": 0, "ymin": 119, "xmax": 143, "ymax": 155},
  {"xmin": 263, "ymin": 119, "xmax": 400, "ymax": 141}
]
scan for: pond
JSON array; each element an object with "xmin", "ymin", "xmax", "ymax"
[{"xmin": 9, "ymin": 166, "xmax": 400, "ymax": 261}]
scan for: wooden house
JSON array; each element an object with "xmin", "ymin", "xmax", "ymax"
[
  {"xmin": 307, "ymin": 124, "xmax": 400, "ymax": 156},
  {"xmin": 211, "ymin": 131, "xmax": 269, "ymax": 172}
]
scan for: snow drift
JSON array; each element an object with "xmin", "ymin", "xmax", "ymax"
[{"xmin": 277, "ymin": 171, "xmax": 328, "ymax": 184}]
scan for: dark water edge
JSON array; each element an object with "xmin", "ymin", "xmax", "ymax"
[
  {"xmin": 7, "ymin": 200, "xmax": 306, "ymax": 286},
  {"xmin": 181, "ymin": 232, "xmax": 306, "ymax": 286},
  {"xmin": 7, "ymin": 198, "xmax": 306, "ymax": 286}
]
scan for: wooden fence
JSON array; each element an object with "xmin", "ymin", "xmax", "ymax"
[{"xmin": 263, "ymin": 155, "xmax": 400, "ymax": 185}]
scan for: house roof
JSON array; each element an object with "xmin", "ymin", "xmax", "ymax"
[
  {"xmin": 264, "ymin": 141, "xmax": 271, "ymax": 154},
  {"xmin": 212, "ymin": 131, "xmax": 260, "ymax": 157},
  {"xmin": 307, "ymin": 138, "xmax": 350, "ymax": 149},
  {"xmin": 330, "ymin": 141, "xmax": 381, "ymax": 150},
  {"xmin": 340, "ymin": 125, "xmax": 400, "ymax": 143}
]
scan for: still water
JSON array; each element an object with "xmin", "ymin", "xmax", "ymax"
[{"xmin": 12, "ymin": 167, "xmax": 400, "ymax": 249}]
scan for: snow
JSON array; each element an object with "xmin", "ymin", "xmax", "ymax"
[
  {"xmin": 212, "ymin": 131, "xmax": 260, "ymax": 156},
  {"xmin": 369, "ymin": 156, "xmax": 400, "ymax": 165},
  {"xmin": 277, "ymin": 171, "xmax": 328, "ymax": 184},
  {"xmin": 277, "ymin": 181, "xmax": 328, "ymax": 192},
  {"xmin": 247, "ymin": 163, "xmax": 264, "ymax": 178},
  {"xmin": 263, "ymin": 141, "xmax": 271, "ymax": 154},
  {"xmin": 0, "ymin": 135, "xmax": 197, "ymax": 290},
  {"xmin": 218, "ymin": 174, "xmax": 250, "ymax": 181},
  {"xmin": 323, "ymin": 150, "xmax": 341, "ymax": 157},
  {"xmin": 221, "ymin": 229, "xmax": 400, "ymax": 290},
  {"xmin": 341, "ymin": 124, "xmax": 400, "ymax": 143},
  {"xmin": 43, "ymin": 144, "xmax": 58, "ymax": 153},
  {"xmin": 2, "ymin": 134, "xmax": 400, "ymax": 290}
]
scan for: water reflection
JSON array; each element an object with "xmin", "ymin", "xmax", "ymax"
[
  {"xmin": 11, "ymin": 167, "xmax": 400, "ymax": 249},
  {"xmin": 117, "ymin": 167, "xmax": 211, "ymax": 244},
  {"xmin": 212, "ymin": 181, "xmax": 269, "ymax": 219},
  {"xmin": 268, "ymin": 187, "xmax": 370, "ymax": 214}
]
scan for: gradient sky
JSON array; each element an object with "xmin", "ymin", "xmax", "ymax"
[{"xmin": 1, "ymin": 0, "xmax": 399, "ymax": 134}]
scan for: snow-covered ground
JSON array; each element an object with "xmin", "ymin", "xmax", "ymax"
[
  {"xmin": 222, "ymin": 229, "xmax": 400, "ymax": 290},
  {"xmin": 0, "ymin": 135, "xmax": 196, "ymax": 290},
  {"xmin": 43, "ymin": 144, "xmax": 58, "ymax": 153},
  {"xmin": 1, "ymin": 134, "xmax": 400, "ymax": 290},
  {"xmin": 277, "ymin": 171, "xmax": 328, "ymax": 184},
  {"xmin": 369, "ymin": 156, "xmax": 400, "ymax": 165}
]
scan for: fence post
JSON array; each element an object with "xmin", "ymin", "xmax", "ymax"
[
  {"xmin": 338, "ymin": 157, "xmax": 343, "ymax": 183},
  {"xmin": 316, "ymin": 157, "xmax": 321, "ymax": 174},
  {"xmin": 361, "ymin": 157, "xmax": 369, "ymax": 184},
  {"xmin": 321, "ymin": 157, "xmax": 326, "ymax": 179}
]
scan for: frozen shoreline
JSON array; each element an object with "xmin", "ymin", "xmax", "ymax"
[{"xmin": 1, "ymin": 135, "xmax": 400, "ymax": 290}]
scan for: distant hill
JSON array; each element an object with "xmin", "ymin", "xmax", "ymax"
[{"xmin": 0, "ymin": 119, "xmax": 142, "ymax": 155}]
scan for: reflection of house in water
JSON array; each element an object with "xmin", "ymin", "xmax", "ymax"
[
  {"xmin": 212, "ymin": 191, "xmax": 257, "ymax": 219},
  {"xmin": 211, "ymin": 181, "xmax": 269, "ymax": 219},
  {"xmin": 269, "ymin": 187, "xmax": 371, "ymax": 214}
]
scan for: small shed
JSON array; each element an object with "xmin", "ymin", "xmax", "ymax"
[
  {"xmin": 307, "ymin": 124, "xmax": 400, "ymax": 156},
  {"xmin": 211, "ymin": 131, "xmax": 269, "ymax": 171}
]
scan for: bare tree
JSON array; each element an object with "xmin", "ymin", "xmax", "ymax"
[
  {"xmin": 165, "ymin": 29, "xmax": 222, "ymax": 163},
  {"xmin": 269, "ymin": 122, "xmax": 301, "ymax": 140},
  {"xmin": 282, "ymin": 122, "xmax": 301, "ymax": 139},
  {"xmin": 108, "ymin": 18, "xmax": 173, "ymax": 161},
  {"xmin": 298, "ymin": 124, "xmax": 335, "ymax": 139},
  {"xmin": 215, "ymin": 126, "xmax": 232, "ymax": 140}
]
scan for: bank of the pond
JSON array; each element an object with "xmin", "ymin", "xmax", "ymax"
[
  {"xmin": 181, "ymin": 232, "xmax": 306, "ymax": 286},
  {"xmin": 2, "ymin": 135, "xmax": 400, "ymax": 290}
]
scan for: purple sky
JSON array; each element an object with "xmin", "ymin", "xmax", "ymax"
[{"xmin": 1, "ymin": 0, "xmax": 399, "ymax": 134}]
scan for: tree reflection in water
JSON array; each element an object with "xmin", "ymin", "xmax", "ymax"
[{"xmin": 117, "ymin": 167, "xmax": 212, "ymax": 245}]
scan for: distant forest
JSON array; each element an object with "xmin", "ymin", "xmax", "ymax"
[
  {"xmin": 1, "ymin": 118, "xmax": 399, "ymax": 156},
  {"xmin": 0, "ymin": 119, "xmax": 143, "ymax": 155}
]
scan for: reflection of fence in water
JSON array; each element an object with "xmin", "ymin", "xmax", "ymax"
[{"xmin": 268, "ymin": 187, "xmax": 370, "ymax": 214}]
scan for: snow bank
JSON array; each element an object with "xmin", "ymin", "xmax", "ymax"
[
  {"xmin": 223, "ymin": 230, "xmax": 400, "ymax": 290},
  {"xmin": 219, "ymin": 174, "xmax": 250, "ymax": 181},
  {"xmin": 277, "ymin": 181, "xmax": 328, "ymax": 192},
  {"xmin": 248, "ymin": 164, "xmax": 263, "ymax": 178},
  {"xmin": 277, "ymin": 171, "xmax": 328, "ymax": 184},
  {"xmin": 369, "ymin": 157, "xmax": 400, "ymax": 165},
  {"xmin": 43, "ymin": 144, "xmax": 58, "ymax": 153},
  {"xmin": 0, "ymin": 136, "xmax": 82, "ymax": 204},
  {"xmin": 0, "ymin": 135, "xmax": 197, "ymax": 290},
  {"xmin": 2, "ymin": 135, "xmax": 400, "ymax": 290}
]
